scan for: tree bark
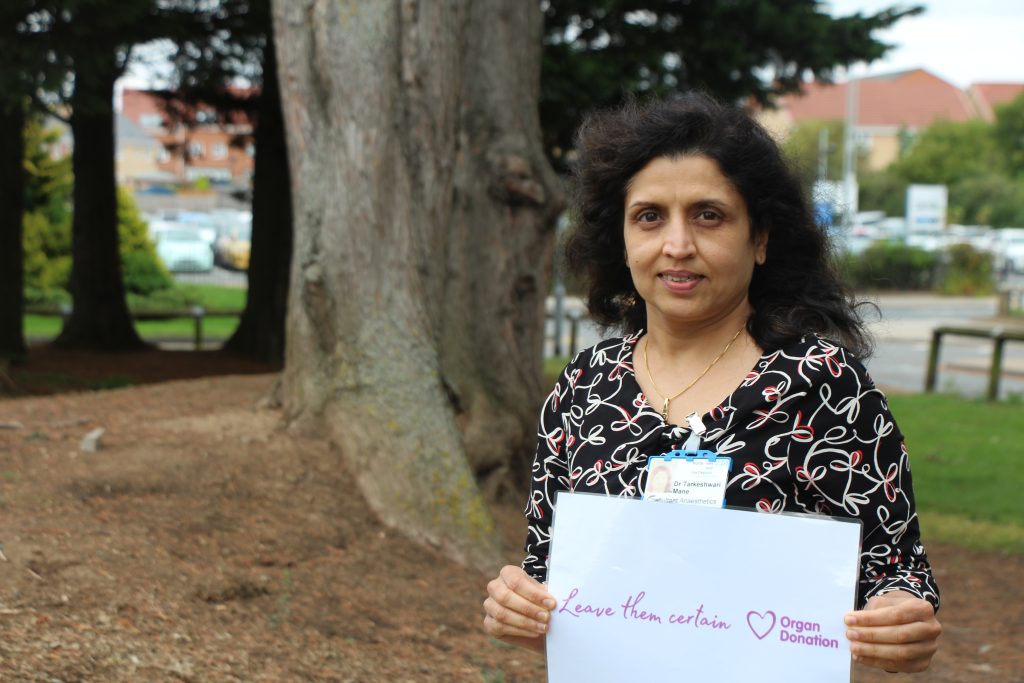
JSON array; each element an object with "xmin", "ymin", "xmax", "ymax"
[
  {"xmin": 443, "ymin": 1, "xmax": 564, "ymax": 496},
  {"xmin": 273, "ymin": 0, "xmax": 560, "ymax": 570},
  {"xmin": 54, "ymin": 50, "xmax": 144, "ymax": 350},
  {"xmin": 224, "ymin": 32, "xmax": 292, "ymax": 364},
  {"xmin": 0, "ymin": 102, "xmax": 27, "ymax": 359}
]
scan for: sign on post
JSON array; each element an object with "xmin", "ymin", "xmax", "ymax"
[{"xmin": 906, "ymin": 184, "xmax": 948, "ymax": 231}]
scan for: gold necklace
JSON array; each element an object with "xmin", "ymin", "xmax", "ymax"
[{"xmin": 643, "ymin": 327, "xmax": 744, "ymax": 421}]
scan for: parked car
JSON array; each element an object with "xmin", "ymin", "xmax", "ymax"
[
  {"xmin": 155, "ymin": 227, "xmax": 215, "ymax": 273},
  {"xmin": 947, "ymin": 224, "xmax": 997, "ymax": 255},
  {"xmin": 994, "ymin": 228, "xmax": 1024, "ymax": 273},
  {"xmin": 905, "ymin": 228, "xmax": 947, "ymax": 252},
  {"xmin": 214, "ymin": 223, "xmax": 251, "ymax": 271},
  {"xmin": 172, "ymin": 211, "xmax": 218, "ymax": 249}
]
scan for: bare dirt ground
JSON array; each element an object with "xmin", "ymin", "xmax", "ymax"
[{"xmin": 0, "ymin": 348, "xmax": 1021, "ymax": 682}]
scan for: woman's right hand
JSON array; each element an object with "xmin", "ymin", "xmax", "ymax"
[{"xmin": 482, "ymin": 565, "xmax": 557, "ymax": 652}]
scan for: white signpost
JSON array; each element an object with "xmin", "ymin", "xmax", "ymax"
[
  {"xmin": 906, "ymin": 184, "xmax": 948, "ymax": 232},
  {"xmin": 546, "ymin": 493, "xmax": 862, "ymax": 683}
]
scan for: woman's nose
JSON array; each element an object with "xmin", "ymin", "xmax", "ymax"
[{"xmin": 661, "ymin": 218, "xmax": 696, "ymax": 259}]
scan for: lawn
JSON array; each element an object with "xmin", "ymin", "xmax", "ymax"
[
  {"xmin": 889, "ymin": 393, "xmax": 1024, "ymax": 553},
  {"xmin": 24, "ymin": 284, "xmax": 246, "ymax": 343}
]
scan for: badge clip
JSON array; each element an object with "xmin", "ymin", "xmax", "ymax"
[{"xmin": 660, "ymin": 448, "xmax": 722, "ymax": 463}]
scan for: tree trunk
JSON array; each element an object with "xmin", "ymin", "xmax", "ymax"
[
  {"xmin": 273, "ymin": 0, "xmax": 559, "ymax": 570},
  {"xmin": 443, "ymin": 1, "xmax": 564, "ymax": 496},
  {"xmin": 224, "ymin": 32, "xmax": 291, "ymax": 364},
  {"xmin": 0, "ymin": 102, "xmax": 27, "ymax": 359},
  {"xmin": 54, "ymin": 51, "xmax": 143, "ymax": 350}
]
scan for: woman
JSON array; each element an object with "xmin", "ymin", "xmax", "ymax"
[{"xmin": 482, "ymin": 93, "xmax": 941, "ymax": 673}]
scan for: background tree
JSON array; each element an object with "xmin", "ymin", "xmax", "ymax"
[
  {"xmin": 858, "ymin": 168, "xmax": 908, "ymax": 219},
  {"xmin": 888, "ymin": 120, "xmax": 998, "ymax": 187},
  {"xmin": 272, "ymin": 0, "xmax": 562, "ymax": 568},
  {"xmin": 0, "ymin": 1, "xmax": 45, "ymax": 359},
  {"xmin": 540, "ymin": 0, "xmax": 922, "ymax": 168},
  {"xmin": 948, "ymin": 174, "xmax": 1024, "ymax": 227},
  {"xmin": 993, "ymin": 92, "xmax": 1024, "ymax": 179},
  {"xmin": 163, "ymin": 0, "xmax": 292, "ymax": 364},
  {"xmin": 222, "ymin": 31, "xmax": 291, "ymax": 364},
  {"xmin": 44, "ymin": 2, "xmax": 148, "ymax": 349},
  {"xmin": 859, "ymin": 111, "xmax": 1024, "ymax": 226},
  {"xmin": 18, "ymin": 1, "xmax": 224, "ymax": 350},
  {"xmin": 781, "ymin": 119, "xmax": 857, "ymax": 194},
  {"xmin": 21, "ymin": 117, "xmax": 74, "ymax": 301},
  {"xmin": 0, "ymin": 99, "xmax": 27, "ymax": 360}
]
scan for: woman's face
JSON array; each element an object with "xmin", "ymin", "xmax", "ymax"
[
  {"xmin": 623, "ymin": 154, "xmax": 767, "ymax": 331},
  {"xmin": 650, "ymin": 468, "xmax": 670, "ymax": 492}
]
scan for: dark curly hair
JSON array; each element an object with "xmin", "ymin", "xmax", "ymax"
[{"xmin": 564, "ymin": 92, "xmax": 873, "ymax": 358}]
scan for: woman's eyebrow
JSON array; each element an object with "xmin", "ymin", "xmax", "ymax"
[
  {"xmin": 627, "ymin": 197, "xmax": 732, "ymax": 210},
  {"xmin": 626, "ymin": 199, "xmax": 659, "ymax": 209}
]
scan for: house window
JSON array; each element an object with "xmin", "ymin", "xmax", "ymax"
[
  {"xmin": 189, "ymin": 141, "xmax": 204, "ymax": 159},
  {"xmin": 140, "ymin": 113, "xmax": 164, "ymax": 128},
  {"xmin": 245, "ymin": 143, "xmax": 255, "ymax": 158},
  {"xmin": 211, "ymin": 143, "xmax": 228, "ymax": 159},
  {"xmin": 156, "ymin": 147, "xmax": 171, "ymax": 163}
]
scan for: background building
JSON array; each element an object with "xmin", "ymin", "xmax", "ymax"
[
  {"xmin": 760, "ymin": 68, "xmax": 1022, "ymax": 170},
  {"xmin": 120, "ymin": 88, "xmax": 256, "ymax": 188}
]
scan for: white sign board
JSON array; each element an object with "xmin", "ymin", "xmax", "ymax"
[
  {"xmin": 546, "ymin": 493, "xmax": 862, "ymax": 683},
  {"xmin": 906, "ymin": 184, "xmax": 948, "ymax": 231}
]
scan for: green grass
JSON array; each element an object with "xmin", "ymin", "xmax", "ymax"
[
  {"xmin": 24, "ymin": 315, "xmax": 63, "ymax": 337},
  {"xmin": 889, "ymin": 393, "xmax": 1024, "ymax": 552},
  {"xmin": 135, "ymin": 316, "xmax": 240, "ymax": 338},
  {"xmin": 888, "ymin": 394, "xmax": 1023, "ymax": 525},
  {"xmin": 916, "ymin": 511, "xmax": 1024, "ymax": 555},
  {"xmin": 24, "ymin": 284, "xmax": 245, "ymax": 341}
]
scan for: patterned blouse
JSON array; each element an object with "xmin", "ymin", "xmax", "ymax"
[{"xmin": 523, "ymin": 332, "xmax": 939, "ymax": 610}]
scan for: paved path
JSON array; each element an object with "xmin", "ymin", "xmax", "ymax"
[{"xmin": 545, "ymin": 293, "xmax": 1024, "ymax": 400}]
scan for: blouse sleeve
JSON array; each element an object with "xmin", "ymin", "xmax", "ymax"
[
  {"xmin": 521, "ymin": 358, "xmax": 576, "ymax": 582},
  {"xmin": 787, "ymin": 342, "xmax": 940, "ymax": 611}
]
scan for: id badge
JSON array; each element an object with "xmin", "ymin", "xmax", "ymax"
[{"xmin": 643, "ymin": 449, "xmax": 731, "ymax": 507}]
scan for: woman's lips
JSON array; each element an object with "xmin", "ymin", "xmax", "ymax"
[{"xmin": 658, "ymin": 271, "xmax": 704, "ymax": 291}]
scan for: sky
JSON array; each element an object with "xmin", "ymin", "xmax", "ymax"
[{"xmin": 826, "ymin": 0, "xmax": 1024, "ymax": 87}]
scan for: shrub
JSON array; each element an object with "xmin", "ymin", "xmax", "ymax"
[
  {"xmin": 839, "ymin": 242, "xmax": 938, "ymax": 290},
  {"xmin": 24, "ymin": 187, "xmax": 173, "ymax": 300},
  {"xmin": 23, "ymin": 286, "xmax": 71, "ymax": 308},
  {"xmin": 937, "ymin": 243, "xmax": 994, "ymax": 295},
  {"xmin": 116, "ymin": 187, "xmax": 173, "ymax": 295},
  {"xmin": 126, "ymin": 286, "xmax": 203, "ymax": 311},
  {"xmin": 121, "ymin": 251, "xmax": 173, "ymax": 296}
]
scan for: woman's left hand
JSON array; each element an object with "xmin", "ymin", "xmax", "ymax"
[{"xmin": 844, "ymin": 590, "xmax": 942, "ymax": 673}]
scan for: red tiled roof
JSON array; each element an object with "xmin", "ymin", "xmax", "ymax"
[
  {"xmin": 968, "ymin": 82, "xmax": 1024, "ymax": 121},
  {"xmin": 782, "ymin": 68, "xmax": 978, "ymax": 129}
]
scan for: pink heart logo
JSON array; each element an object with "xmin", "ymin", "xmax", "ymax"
[{"xmin": 746, "ymin": 610, "xmax": 777, "ymax": 640}]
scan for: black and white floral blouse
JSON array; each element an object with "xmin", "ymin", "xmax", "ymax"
[{"xmin": 523, "ymin": 332, "xmax": 939, "ymax": 610}]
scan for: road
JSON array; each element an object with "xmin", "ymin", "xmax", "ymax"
[{"xmin": 545, "ymin": 293, "xmax": 1024, "ymax": 400}]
